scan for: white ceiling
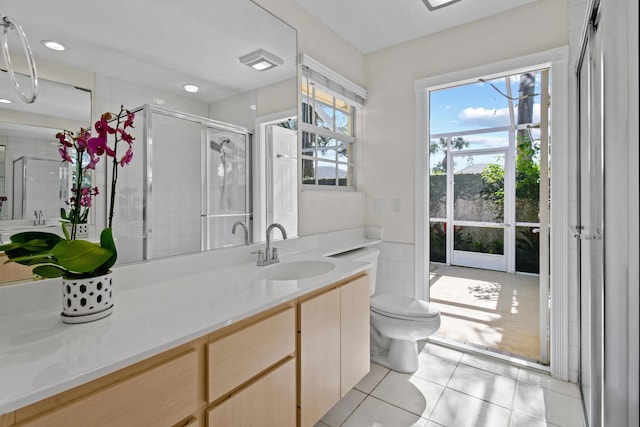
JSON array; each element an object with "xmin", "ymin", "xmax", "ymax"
[
  {"xmin": 293, "ymin": 0, "xmax": 538, "ymax": 53},
  {"xmin": 0, "ymin": 0, "xmax": 297, "ymax": 104}
]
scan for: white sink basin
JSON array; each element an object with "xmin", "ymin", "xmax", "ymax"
[{"xmin": 259, "ymin": 260, "xmax": 335, "ymax": 281}]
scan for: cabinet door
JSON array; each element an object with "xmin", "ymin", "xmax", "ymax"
[
  {"xmin": 340, "ymin": 275, "xmax": 370, "ymax": 395},
  {"xmin": 298, "ymin": 287, "xmax": 340, "ymax": 427},
  {"xmin": 207, "ymin": 359, "xmax": 296, "ymax": 427}
]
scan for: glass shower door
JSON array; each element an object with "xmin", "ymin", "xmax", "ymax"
[{"xmin": 203, "ymin": 128, "xmax": 251, "ymax": 250}]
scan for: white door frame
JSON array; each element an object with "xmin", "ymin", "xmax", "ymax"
[{"xmin": 414, "ymin": 47, "xmax": 569, "ymax": 379}]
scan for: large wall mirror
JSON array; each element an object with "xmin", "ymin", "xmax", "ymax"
[{"xmin": 0, "ymin": 0, "xmax": 298, "ymax": 284}]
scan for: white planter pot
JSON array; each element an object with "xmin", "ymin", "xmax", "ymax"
[
  {"xmin": 75, "ymin": 223, "xmax": 89, "ymax": 239},
  {"xmin": 61, "ymin": 271, "xmax": 113, "ymax": 323}
]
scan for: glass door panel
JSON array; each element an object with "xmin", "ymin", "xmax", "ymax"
[{"xmin": 451, "ymin": 152, "xmax": 508, "ymax": 271}]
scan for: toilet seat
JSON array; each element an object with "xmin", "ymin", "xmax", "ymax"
[{"xmin": 371, "ymin": 293, "xmax": 440, "ymax": 321}]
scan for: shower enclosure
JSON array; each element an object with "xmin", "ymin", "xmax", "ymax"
[
  {"xmin": 12, "ymin": 156, "xmax": 67, "ymax": 220},
  {"xmin": 110, "ymin": 105, "xmax": 252, "ymax": 265}
]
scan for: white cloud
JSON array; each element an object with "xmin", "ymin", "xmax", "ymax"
[
  {"xmin": 458, "ymin": 107, "xmax": 510, "ymax": 127},
  {"xmin": 458, "ymin": 103, "xmax": 541, "ymax": 128}
]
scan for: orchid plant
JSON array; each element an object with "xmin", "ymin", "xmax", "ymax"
[{"xmin": 0, "ymin": 106, "xmax": 135, "ymax": 279}]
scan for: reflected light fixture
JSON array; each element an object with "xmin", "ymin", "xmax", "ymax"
[
  {"xmin": 182, "ymin": 83, "xmax": 200, "ymax": 93},
  {"xmin": 239, "ymin": 49, "xmax": 283, "ymax": 71},
  {"xmin": 41, "ymin": 40, "xmax": 65, "ymax": 51},
  {"xmin": 422, "ymin": 0, "xmax": 462, "ymax": 11}
]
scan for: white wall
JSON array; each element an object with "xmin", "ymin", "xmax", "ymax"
[
  {"xmin": 254, "ymin": 0, "xmax": 368, "ymax": 236},
  {"xmin": 362, "ymin": 0, "xmax": 568, "ymax": 244}
]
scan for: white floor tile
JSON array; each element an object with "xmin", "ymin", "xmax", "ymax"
[
  {"xmin": 354, "ymin": 362, "xmax": 389, "ymax": 394},
  {"xmin": 342, "ymin": 396, "xmax": 428, "ymax": 427},
  {"xmin": 447, "ymin": 363, "xmax": 517, "ymax": 408},
  {"xmin": 370, "ymin": 371, "xmax": 444, "ymax": 418},
  {"xmin": 460, "ymin": 353, "xmax": 520, "ymax": 379},
  {"xmin": 510, "ymin": 411, "xmax": 561, "ymax": 427},
  {"xmin": 429, "ymin": 388, "xmax": 512, "ymax": 427},
  {"xmin": 422, "ymin": 342, "xmax": 464, "ymax": 363},
  {"xmin": 320, "ymin": 388, "xmax": 367, "ymax": 427},
  {"xmin": 412, "ymin": 352, "xmax": 458, "ymax": 386},
  {"xmin": 514, "ymin": 382, "xmax": 584, "ymax": 427},
  {"xmin": 517, "ymin": 368, "xmax": 581, "ymax": 398}
]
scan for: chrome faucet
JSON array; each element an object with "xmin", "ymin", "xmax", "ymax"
[
  {"xmin": 257, "ymin": 223, "xmax": 287, "ymax": 266},
  {"xmin": 231, "ymin": 221, "xmax": 249, "ymax": 246},
  {"xmin": 33, "ymin": 210, "xmax": 45, "ymax": 225}
]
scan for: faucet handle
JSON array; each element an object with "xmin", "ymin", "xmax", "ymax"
[
  {"xmin": 256, "ymin": 249, "xmax": 269, "ymax": 266},
  {"xmin": 271, "ymin": 247, "xmax": 280, "ymax": 263}
]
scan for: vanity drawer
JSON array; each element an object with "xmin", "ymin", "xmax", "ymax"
[
  {"xmin": 18, "ymin": 350, "xmax": 198, "ymax": 427},
  {"xmin": 207, "ymin": 358, "xmax": 296, "ymax": 427},
  {"xmin": 207, "ymin": 307, "xmax": 295, "ymax": 403}
]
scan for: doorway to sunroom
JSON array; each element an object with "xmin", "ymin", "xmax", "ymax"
[{"xmin": 427, "ymin": 68, "xmax": 550, "ymax": 364}]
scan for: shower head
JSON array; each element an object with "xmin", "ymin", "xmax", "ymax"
[{"xmin": 209, "ymin": 138, "xmax": 231, "ymax": 152}]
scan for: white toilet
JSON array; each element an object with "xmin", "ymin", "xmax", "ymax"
[{"xmin": 334, "ymin": 247, "xmax": 441, "ymax": 373}]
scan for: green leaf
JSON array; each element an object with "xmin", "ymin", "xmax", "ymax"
[
  {"xmin": 51, "ymin": 240, "xmax": 114, "ymax": 274},
  {"xmin": 99, "ymin": 228, "xmax": 118, "ymax": 272},
  {"xmin": 33, "ymin": 264, "xmax": 66, "ymax": 278}
]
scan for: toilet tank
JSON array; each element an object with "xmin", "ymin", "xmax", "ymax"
[{"xmin": 331, "ymin": 247, "xmax": 380, "ymax": 295}]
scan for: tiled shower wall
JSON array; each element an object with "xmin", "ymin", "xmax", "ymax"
[{"xmin": 93, "ymin": 75, "xmax": 209, "ymax": 263}]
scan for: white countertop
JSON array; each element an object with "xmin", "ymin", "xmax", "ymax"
[{"xmin": 0, "ymin": 228, "xmax": 381, "ymax": 414}]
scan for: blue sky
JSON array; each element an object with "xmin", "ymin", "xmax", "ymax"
[{"xmin": 429, "ymin": 73, "xmax": 543, "ymax": 136}]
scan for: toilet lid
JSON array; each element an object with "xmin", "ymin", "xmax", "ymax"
[{"xmin": 371, "ymin": 293, "xmax": 440, "ymax": 320}]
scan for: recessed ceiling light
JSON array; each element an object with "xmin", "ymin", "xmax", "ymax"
[
  {"xmin": 41, "ymin": 40, "xmax": 66, "ymax": 51},
  {"xmin": 239, "ymin": 49, "xmax": 283, "ymax": 71},
  {"xmin": 0, "ymin": 98, "xmax": 12, "ymax": 104},
  {"xmin": 182, "ymin": 83, "xmax": 200, "ymax": 93},
  {"xmin": 422, "ymin": 0, "xmax": 462, "ymax": 11}
]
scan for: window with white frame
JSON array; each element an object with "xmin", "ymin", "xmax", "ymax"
[{"xmin": 299, "ymin": 55, "xmax": 366, "ymax": 189}]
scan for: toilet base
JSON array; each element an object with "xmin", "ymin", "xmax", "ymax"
[{"xmin": 370, "ymin": 338, "xmax": 419, "ymax": 373}]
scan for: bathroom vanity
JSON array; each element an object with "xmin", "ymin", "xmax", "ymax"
[{"xmin": 0, "ymin": 228, "xmax": 380, "ymax": 427}]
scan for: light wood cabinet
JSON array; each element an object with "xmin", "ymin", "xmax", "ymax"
[
  {"xmin": 298, "ymin": 287, "xmax": 341, "ymax": 427},
  {"xmin": 340, "ymin": 275, "xmax": 371, "ymax": 394},
  {"xmin": 298, "ymin": 274, "xmax": 370, "ymax": 427},
  {"xmin": 207, "ymin": 307, "xmax": 295, "ymax": 403},
  {"xmin": 17, "ymin": 350, "xmax": 199, "ymax": 427},
  {"xmin": 207, "ymin": 359, "xmax": 296, "ymax": 427}
]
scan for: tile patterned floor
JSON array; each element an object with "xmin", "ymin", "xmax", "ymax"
[{"xmin": 315, "ymin": 342, "xmax": 584, "ymax": 427}]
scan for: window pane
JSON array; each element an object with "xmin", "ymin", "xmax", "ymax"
[
  {"xmin": 317, "ymin": 137, "xmax": 337, "ymax": 161},
  {"xmin": 453, "ymin": 153, "xmax": 505, "ymax": 223},
  {"xmin": 335, "ymin": 102, "xmax": 352, "ymax": 136},
  {"xmin": 302, "ymin": 131, "xmax": 316, "ymax": 156},
  {"xmin": 516, "ymin": 137, "xmax": 541, "ymax": 223},
  {"xmin": 516, "ymin": 226, "xmax": 540, "ymax": 273},
  {"xmin": 317, "ymin": 161, "xmax": 336, "ymax": 186},
  {"xmin": 453, "ymin": 225, "xmax": 504, "ymax": 255},
  {"xmin": 447, "ymin": 131, "xmax": 509, "ymax": 151},
  {"xmin": 338, "ymin": 164, "xmax": 349, "ymax": 187},
  {"xmin": 430, "ymin": 222, "xmax": 447, "ymax": 263},
  {"xmin": 337, "ymin": 140, "xmax": 350, "ymax": 163},
  {"xmin": 302, "ymin": 159, "xmax": 315, "ymax": 184},
  {"xmin": 430, "ymin": 173, "xmax": 446, "ymax": 218}
]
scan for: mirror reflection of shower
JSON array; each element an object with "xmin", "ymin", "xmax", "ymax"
[
  {"xmin": 205, "ymin": 128, "xmax": 251, "ymax": 250},
  {"xmin": 209, "ymin": 137, "xmax": 231, "ymax": 211}
]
